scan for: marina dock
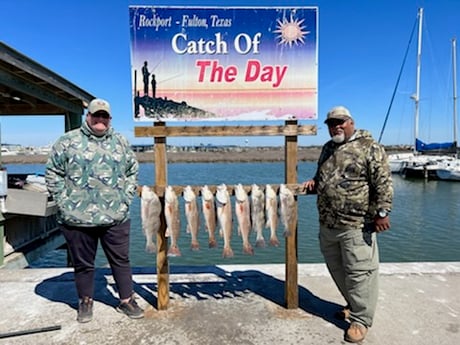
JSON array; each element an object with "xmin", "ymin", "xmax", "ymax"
[{"xmin": 0, "ymin": 262, "xmax": 459, "ymax": 345}]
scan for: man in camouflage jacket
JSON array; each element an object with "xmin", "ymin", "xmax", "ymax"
[
  {"xmin": 303, "ymin": 106, "xmax": 393, "ymax": 343},
  {"xmin": 45, "ymin": 98, "xmax": 144, "ymax": 323}
]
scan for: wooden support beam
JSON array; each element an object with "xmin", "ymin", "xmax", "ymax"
[
  {"xmin": 135, "ymin": 124, "xmax": 316, "ymax": 138},
  {"xmin": 65, "ymin": 112, "xmax": 82, "ymax": 132},
  {"xmin": 137, "ymin": 183, "xmax": 308, "ymax": 197},
  {"xmin": 135, "ymin": 120, "xmax": 312, "ymax": 311},
  {"xmin": 154, "ymin": 122, "xmax": 169, "ymax": 310},
  {"xmin": 0, "ymin": 69, "xmax": 83, "ymax": 114},
  {"xmin": 285, "ymin": 120, "xmax": 299, "ymax": 309}
]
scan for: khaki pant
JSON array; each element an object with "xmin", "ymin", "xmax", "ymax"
[{"xmin": 319, "ymin": 224, "xmax": 379, "ymax": 327}]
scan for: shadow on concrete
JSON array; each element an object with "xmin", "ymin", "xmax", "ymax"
[
  {"xmin": 34, "ymin": 270, "xmax": 121, "ymax": 310},
  {"xmin": 35, "ymin": 265, "xmax": 348, "ymax": 330}
]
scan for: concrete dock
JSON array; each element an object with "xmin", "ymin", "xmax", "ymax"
[{"xmin": 0, "ymin": 262, "xmax": 459, "ymax": 345}]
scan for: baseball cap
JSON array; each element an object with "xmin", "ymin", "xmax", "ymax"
[
  {"xmin": 88, "ymin": 98, "xmax": 111, "ymax": 115},
  {"xmin": 324, "ymin": 106, "xmax": 353, "ymax": 124}
]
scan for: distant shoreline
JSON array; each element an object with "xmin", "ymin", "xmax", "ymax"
[{"xmin": 0, "ymin": 146, "xmax": 410, "ymax": 164}]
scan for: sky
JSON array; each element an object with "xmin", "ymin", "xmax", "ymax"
[{"xmin": 0, "ymin": 0, "xmax": 459, "ymax": 148}]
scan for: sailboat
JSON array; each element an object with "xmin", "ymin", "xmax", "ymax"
[
  {"xmin": 435, "ymin": 38, "xmax": 460, "ymax": 181},
  {"xmin": 387, "ymin": 8, "xmax": 457, "ymax": 177}
]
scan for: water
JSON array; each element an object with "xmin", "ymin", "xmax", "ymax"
[{"xmin": 5, "ymin": 162, "xmax": 460, "ymax": 268}]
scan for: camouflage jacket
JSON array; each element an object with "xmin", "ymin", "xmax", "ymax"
[
  {"xmin": 45, "ymin": 121, "xmax": 139, "ymax": 227},
  {"xmin": 312, "ymin": 129, "xmax": 393, "ymax": 229}
]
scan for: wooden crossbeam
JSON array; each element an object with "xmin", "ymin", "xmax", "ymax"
[
  {"xmin": 137, "ymin": 183, "xmax": 309, "ymax": 197},
  {"xmin": 135, "ymin": 124, "xmax": 316, "ymax": 138},
  {"xmin": 135, "ymin": 120, "xmax": 307, "ymax": 311}
]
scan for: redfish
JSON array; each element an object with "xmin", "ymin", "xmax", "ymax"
[
  {"xmin": 140, "ymin": 185, "xmax": 161, "ymax": 253},
  {"xmin": 183, "ymin": 185, "xmax": 200, "ymax": 250},
  {"xmin": 235, "ymin": 183, "xmax": 253, "ymax": 255},
  {"xmin": 265, "ymin": 184, "xmax": 280, "ymax": 246},
  {"xmin": 216, "ymin": 183, "xmax": 233, "ymax": 258},
  {"xmin": 279, "ymin": 184, "xmax": 295, "ymax": 237},
  {"xmin": 201, "ymin": 185, "xmax": 217, "ymax": 248},
  {"xmin": 165, "ymin": 185, "xmax": 181, "ymax": 256}
]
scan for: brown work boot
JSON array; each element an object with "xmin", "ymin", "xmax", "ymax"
[
  {"xmin": 334, "ymin": 305, "xmax": 351, "ymax": 320},
  {"xmin": 345, "ymin": 322, "xmax": 368, "ymax": 343}
]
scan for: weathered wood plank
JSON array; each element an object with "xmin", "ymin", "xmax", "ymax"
[
  {"xmin": 137, "ymin": 121, "xmax": 310, "ymax": 311},
  {"xmin": 154, "ymin": 122, "xmax": 169, "ymax": 311},
  {"xmin": 137, "ymin": 183, "xmax": 309, "ymax": 197},
  {"xmin": 135, "ymin": 124, "xmax": 316, "ymax": 137},
  {"xmin": 284, "ymin": 120, "xmax": 299, "ymax": 309}
]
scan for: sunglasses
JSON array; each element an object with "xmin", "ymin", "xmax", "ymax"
[
  {"xmin": 326, "ymin": 119, "xmax": 347, "ymax": 127},
  {"xmin": 91, "ymin": 112, "xmax": 110, "ymax": 119}
]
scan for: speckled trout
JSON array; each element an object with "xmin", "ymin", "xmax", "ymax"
[{"xmin": 251, "ymin": 184, "xmax": 266, "ymax": 248}]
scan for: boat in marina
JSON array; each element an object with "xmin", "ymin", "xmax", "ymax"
[
  {"xmin": 386, "ymin": 9, "xmax": 458, "ymax": 177},
  {"xmin": 401, "ymin": 154, "xmax": 455, "ymax": 179},
  {"xmin": 436, "ymin": 159, "xmax": 460, "ymax": 181},
  {"xmin": 430, "ymin": 39, "xmax": 460, "ymax": 181},
  {"xmin": 402, "ymin": 36, "xmax": 458, "ymax": 179},
  {"xmin": 1, "ymin": 147, "xmax": 18, "ymax": 156},
  {"xmin": 389, "ymin": 151, "xmax": 454, "ymax": 174}
]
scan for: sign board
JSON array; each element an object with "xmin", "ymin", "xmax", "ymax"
[{"xmin": 129, "ymin": 6, "xmax": 318, "ymax": 122}]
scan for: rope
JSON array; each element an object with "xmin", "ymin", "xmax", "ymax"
[{"xmin": 378, "ymin": 14, "xmax": 419, "ymax": 143}]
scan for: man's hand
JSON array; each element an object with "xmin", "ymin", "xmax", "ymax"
[
  {"xmin": 302, "ymin": 179, "xmax": 316, "ymax": 193},
  {"xmin": 374, "ymin": 216, "xmax": 391, "ymax": 233}
]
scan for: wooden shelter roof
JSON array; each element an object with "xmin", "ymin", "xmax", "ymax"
[{"xmin": 0, "ymin": 41, "xmax": 94, "ymax": 116}]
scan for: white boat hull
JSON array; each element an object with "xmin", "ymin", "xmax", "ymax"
[
  {"xmin": 435, "ymin": 160, "xmax": 460, "ymax": 181},
  {"xmin": 436, "ymin": 169, "xmax": 460, "ymax": 180}
]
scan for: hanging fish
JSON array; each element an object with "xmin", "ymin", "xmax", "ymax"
[
  {"xmin": 165, "ymin": 185, "xmax": 181, "ymax": 256},
  {"xmin": 251, "ymin": 183, "xmax": 266, "ymax": 248},
  {"xmin": 140, "ymin": 185, "xmax": 161, "ymax": 253},
  {"xmin": 235, "ymin": 183, "xmax": 253, "ymax": 255},
  {"xmin": 201, "ymin": 185, "xmax": 217, "ymax": 248},
  {"xmin": 183, "ymin": 185, "xmax": 200, "ymax": 250},
  {"xmin": 216, "ymin": 183, "xmax": 233, "ymax": 258},
  {"xmin": 265, "ymin": 184, "xmax": 280, "ymax": 246},
  {"xmin": 279, "ymin": 184, "xmax": 295, "ymax": 237}
]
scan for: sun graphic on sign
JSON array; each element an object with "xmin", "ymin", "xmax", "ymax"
[{"xmin": 274, "ymin": 15, "xmax": 310, "ymax": 47}]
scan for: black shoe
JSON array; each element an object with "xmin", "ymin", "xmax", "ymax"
[
  {"xmin": 334, "ymin": 305, "xmax": 351, "ymax": 320},
  {"xmin": 117, "ymin": 295, "xmax": 144, "ymax": 319},
  {"xmin": 77, "ymin": 296, "xmax": 93, "ymax": 323}
]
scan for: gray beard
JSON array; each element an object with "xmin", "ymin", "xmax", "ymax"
[{"xmin": 332, "ymin": 133, "xmax": 345, "ymax": 144}]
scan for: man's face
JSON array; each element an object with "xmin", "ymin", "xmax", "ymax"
[
  {"xmin": 86, "ymin": 111, "xmax": 111, "ymax": 135},
  {"xmin": 326, "ymin": 118, "xmax": 355, "ymax": 144}
]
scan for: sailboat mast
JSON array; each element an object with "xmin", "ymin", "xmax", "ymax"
[
  {"xmin": 453, "ymin": 37, "xmax": 458, "ymax": 152},
  {"xmin": 413, "ymin": 7, "xmax": 423, "ymax": 154}
]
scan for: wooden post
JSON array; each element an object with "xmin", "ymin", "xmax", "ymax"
[
  {"xmin": 134, "ymin": 121, "xmax": 317, "ymax": 310},
  {"xmin": 284, "ymin": 120, "xmax": 298, "ymax": 309},
  {"xmin": 0, "ymin": 212, "xmax": 4, "ymax": 267},
  {"xmin": 64, "ymin": 112, "xmax": 82, "ymax": 132},
  {"xmin": 154, "ymin": 122, "xmax": 169, "ymax": 310}
]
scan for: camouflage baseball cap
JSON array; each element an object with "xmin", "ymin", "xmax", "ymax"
[{"xmin": 324, "ymin": 106, "xmax": 353, "ymax": 124}]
